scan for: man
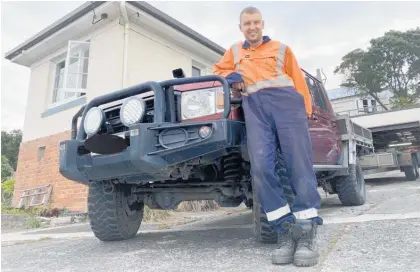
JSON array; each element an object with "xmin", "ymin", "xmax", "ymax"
[{"xmin": 213, "ymin": 6, "xmax": 322, "ymax": 267}]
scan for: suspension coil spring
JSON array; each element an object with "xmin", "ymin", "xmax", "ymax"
[{"xmin": 222, "ymin": 152, "xmax": 242, "ymax": 182}]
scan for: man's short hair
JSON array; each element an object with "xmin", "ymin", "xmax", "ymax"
[{"xmin": 240, "ymin": 6, "xmax": 261, "ymax": 22}]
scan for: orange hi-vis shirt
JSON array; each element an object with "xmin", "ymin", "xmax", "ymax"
[{"xmin": 213, "ymin": 36, "xmax": 313, "ymax": 116}]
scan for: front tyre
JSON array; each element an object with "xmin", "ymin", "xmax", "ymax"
[{"xmin": 88, "ymin": 181, "xmax": 144, "ymax": 241}]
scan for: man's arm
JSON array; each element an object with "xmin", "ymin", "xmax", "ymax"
[
  {"xmin": 284, "ymin": 47, "xmax": 313, "ymax": 117},
  {"xmin": 213, "ymin": 47, "xmax": 243, "ymax": 85}
]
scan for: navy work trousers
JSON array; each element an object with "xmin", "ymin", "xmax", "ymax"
[{"xmin": 242, "ymin": 87, "xmax": 321, "ymax": 233}]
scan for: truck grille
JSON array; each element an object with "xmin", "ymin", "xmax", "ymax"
[{"xmin": 102, "ymin": 95, "xmax": 155, "ymax": 134}]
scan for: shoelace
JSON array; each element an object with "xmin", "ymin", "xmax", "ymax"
[
  {"xmin": 277, "ymin": 231, "xmax": 294, "ymax": 249},
  {"xmin": 295, "ymin": 225, "xmax": 317, "ymax": 251}
]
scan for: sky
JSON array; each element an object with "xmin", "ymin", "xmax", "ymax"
[{"xmin": 2, "ymin": 0, "xmax": 420, "ymax": 132}]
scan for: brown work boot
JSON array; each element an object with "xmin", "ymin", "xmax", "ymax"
[
  {"xmin": 271, "ymin": 228, "xmax": 296, "ymax": 265},
  {"xmin": 292, "ymin": 219, "xmax": 319, "ymax": 267}
]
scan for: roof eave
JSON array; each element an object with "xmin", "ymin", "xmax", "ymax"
[
  {"xmin": 129, "ymin": 1, "xmax": 226, "ymax": 55},
  {"xmin": 4, "ymin": 1, "xmax": 106, "ymax": 61},
  {"xmin": 4, "ymin": 1, "xmax": 227, "ymax": 62}
]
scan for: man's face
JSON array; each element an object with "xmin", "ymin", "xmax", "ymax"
[{"xmin": 239, "ymin": 12, "xmax": 264, "ymax": 44}]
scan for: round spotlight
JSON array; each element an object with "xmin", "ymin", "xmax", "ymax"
[
  {"xmin": 120, "ymin": 97, "xmax": 146, "ymax": 127},
  {"xmin": 83, "ymin": 107, "xmax": 104, "ymax": 136},
  {"xmin": 199, "ymin": 126, "xmax": 212, "ymax": 138}
]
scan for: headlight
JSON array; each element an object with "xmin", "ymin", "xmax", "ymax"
[
  {"xmin": 120, "ymin": 97, "xmax": 146, "ymax": 126},
  {"xmin": 180, "ymin": 87, "xmax": 224, "ymax": 120},
  {"xmin": 84, "ymin": 107, "xmax": 104, "ymax": 136}
]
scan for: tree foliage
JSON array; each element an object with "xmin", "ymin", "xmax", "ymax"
[
  {"xmin": 1, "ymin": 129, "xmax": 23, "ymax": 172},
  {"xmin": 1, "ymin": 156, "xmax": 14, "ymax": 181},
  {"xmin": 334, "ymin": 28, "xmax": 420, "ymax": 109},
  {"xmin": 1, "ymin": 179, "xmax": 15, "ymax": 200}
]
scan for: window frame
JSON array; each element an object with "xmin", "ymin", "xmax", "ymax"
[
  {"xmin": 48, "ymin": 40, "xmax": 90, "ymax": 109},
  {"xmin": 371, "ymin": 99, "xmax": 377, "ymax": 112},
  {"xmin": 192, "ymin": 66, "xmax": 201, "ymax": 77},
  {"xmin": 305, "ymin": 75, "xmax": 331, "ymax": 113},
  {"xmin": 51, "ymin": 58, "xmax": 66, "ymax": 105}
]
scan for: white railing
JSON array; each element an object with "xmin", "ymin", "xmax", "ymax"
[{"xmin": 334, "ymin": 104, "xmax": 391, "ymax": 117}]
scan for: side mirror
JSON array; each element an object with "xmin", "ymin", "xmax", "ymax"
[{"xmin": 172, "ymin": 68, "xmax": 185, "ymax": 78}]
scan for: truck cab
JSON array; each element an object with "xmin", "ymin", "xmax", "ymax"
[{"xmin": 305, "ymin": 72, "xmax": 342, "ymax": 165}]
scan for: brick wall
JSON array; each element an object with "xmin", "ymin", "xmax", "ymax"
[{"xmin": 13, "ymin": 130, "xmax": 88, "ymax": 212}]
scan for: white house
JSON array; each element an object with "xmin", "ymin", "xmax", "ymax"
[
  {"xmin": 326, "ymin": 87, "xmax": 393, "ymax": 117},
  {"xmin": 5, "ymin": 1, "xmax": 225, "ymax": 211}
]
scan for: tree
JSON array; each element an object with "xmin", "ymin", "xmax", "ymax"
[
  {"xmin": 334, "ymin": 48, "xmax": 389, "ymax": 110},
  {"xmin": 335, "ymin": 28, "xmax": 420, "ymax": 109},
  {"xmin": 1, "ymin": 155, "xmax": 13, "ymax": 181},
  {"xmin": 1, "ymin": 129, "xmax": 23, "ymax": 171}
]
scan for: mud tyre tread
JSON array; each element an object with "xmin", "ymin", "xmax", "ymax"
[
  {"xmin": 253, "ymin": 151, "xmax": 295, "ymax": 244},
  {"xmin": 335, "ymin": 161, "xmax": 366, "ymax": 206},
  {"xmin": 253, "ymin": 195, "xmax": 278, "ymax": 244},
  {"xmin": 88, "ymin": 182, "xmax": 144, "ymax": 242},
  {"xmin": 276, "ymin": 152, "xmax": 295, "ymax": 205},
  {"xmin": 404, "ymin": 156, "xmax": 418, "ymax": 181},
  {"xmin": 404, "ymin": 166, "xmax": 416, "ymax": 181}
]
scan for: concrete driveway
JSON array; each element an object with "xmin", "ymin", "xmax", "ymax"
[{"xmin": 2, "ymin": 171, "xmax": 420, "ymax": 272}]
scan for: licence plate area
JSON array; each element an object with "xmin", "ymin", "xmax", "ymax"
[{"xmin": 90, "ymin": 132, "xmax": 127, "ymax": 157}]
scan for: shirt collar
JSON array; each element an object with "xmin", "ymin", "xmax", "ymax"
[{"xmin": 242, "ymin": 35, "xmax": 271, "ymax": 49}]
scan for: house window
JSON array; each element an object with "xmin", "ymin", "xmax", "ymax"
[
  {"xmin": 359, "ymin": 99, "xmax": 377, "ymax": 113},
  {"xmin": 362, "ymin": 99, "xmax": 369, "ymax": 112},
  {"xmin": 51, "ymin": 40, "xmax": 90, "ymax": 106},
  {"xmin": 192, "ymin": 66, "xmax": 201, "ymax": 77},
  {"xmin": 371, "ymin": 99, "xmax": 377, "ymax": 112}
]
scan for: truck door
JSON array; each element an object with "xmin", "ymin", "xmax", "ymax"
[{"xmin": 305, "ymin": 76, "xmax": 341, "ymax": 164}]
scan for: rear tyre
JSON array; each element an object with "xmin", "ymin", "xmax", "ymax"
[
  {"xmin": 335, "ymin": 161, "xmax": 366, "ymax": 206},
  {"xmin": 403, "ymin": 166, "xmax": 416, "ymax": 181},
  {"xmin": 88, "ymin": 181, "xmax": 144, "ymax": 241},
  {"xmin": 403, "ymin": 157, "xmax": 418, "ymax": 181},
  {"xmin": 253, "ymin": 151, "xmax": 295, "ymax": 244}
]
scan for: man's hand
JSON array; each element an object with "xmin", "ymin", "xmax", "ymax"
[
  {"xmin": 232, "ymin": 82, "xmax": 245, "ymax": 92},
  {"xmin": 231, "ymin": 82, "xmax": 245, "ymax": 98}
]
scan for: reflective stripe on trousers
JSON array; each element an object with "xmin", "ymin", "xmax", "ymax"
[
  {"xmin": 231, "ymin": 42, "xmax": 295, "ymax": 94},
  {"xmin": 242, "ymin": 87, "xmax": 321, "ymax": 232}
]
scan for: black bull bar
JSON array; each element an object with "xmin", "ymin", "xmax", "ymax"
[{"xmin": 71, "ymin": 75, "xmax": 243, "ymax": 141}]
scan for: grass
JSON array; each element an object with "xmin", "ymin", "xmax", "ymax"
[
  {"xmin": 1, "ymin": 209, "xmax": 42, "ymax": 229},
  {"xmin": 2, "ymin": 201, "xmax": 219, "ymax": 227},
  {"xmin": 1, "ymin": 201, "xmax": 73, "ymax": 230},
  {"xmin": 176, "ymin": 200, "xmax": 220, "ymax": 212},
  {"xmin": 142, "ymin": 200, "xmax": 220, "ymax": 223},
  {"xmin": 143, "ymin": 206, "xmax": 171, "ymax": 222},
  {"xmin": 1, "ymin": 206, "xmax": 29, "ymax": 215},
  {"xmin": 25, "ymin": 216, "xmax": 42, "ymax": 229}
]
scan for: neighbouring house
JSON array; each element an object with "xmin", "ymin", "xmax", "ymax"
[
  {"xmin": 326, "ymin": 87, "xmax": 393, "ymax": 117},
  {"xmin": 5, "ymin": 1, "xmax": 225, "ymax": 212}
]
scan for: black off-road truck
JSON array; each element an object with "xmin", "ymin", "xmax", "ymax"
[{"xmin": 59, "ymin": 69, "xmax": 373, "ymax": 242}]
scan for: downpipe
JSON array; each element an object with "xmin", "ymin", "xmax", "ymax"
[{"xmin": 119, "ymin": 1, "xmax": 130, "ymax": 88}]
